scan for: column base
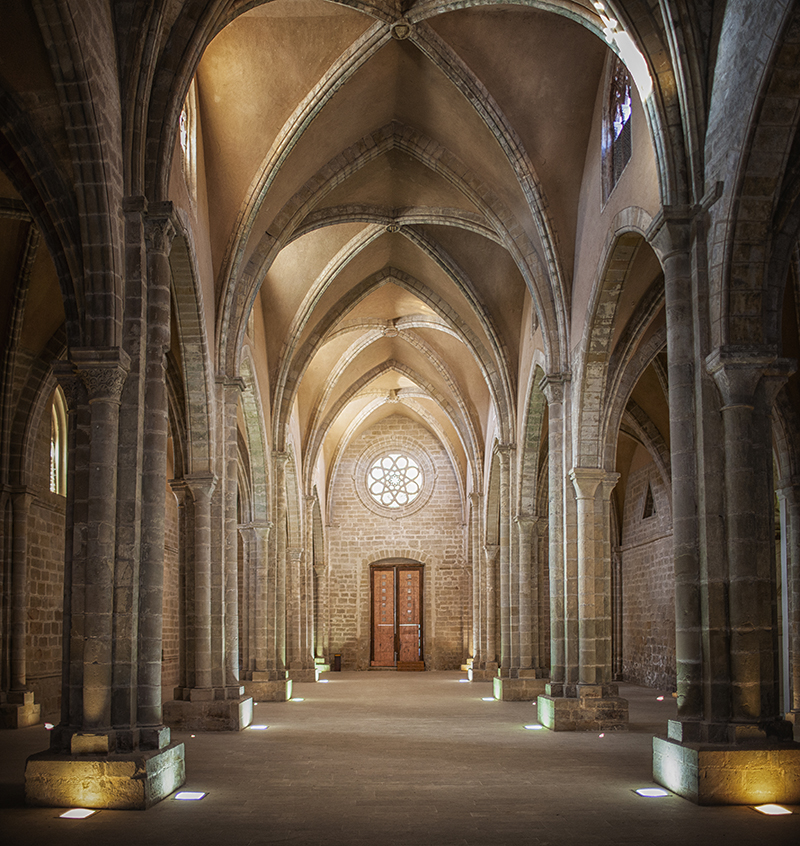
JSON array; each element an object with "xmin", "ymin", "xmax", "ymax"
[
  {"xmin": 25, "ymin": 741, "xmax": 185, "ymax": 809},
  {"xmin": 163, "ymin": 695, "xmax": 253, "ymax": 731},
  {"xmin": 653, "ymin": 736, "xmax": 800, "ymax": 805},
  {"xmin": 493, "ymin": 676, "xmax": 548, "ymax": 701},
  {"xmin": 0, "ymin": 691, "xmax": 41, "ymax": 729},
  {"xmin": 468, "ymin": 662, "xmax": 498, "ymax": 682},
  {"xmin": 287, "ymin": 668, "xmax": 317, "ymax": 683},
  {"xmin": 537, "ymin": 684, "xmax": 628, "ymax": 731},
  {"xmin": 243, "ymin": 679, "xmax": 293, "ymax": 701}
]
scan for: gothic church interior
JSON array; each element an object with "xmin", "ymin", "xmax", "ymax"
[{"xmin": 1, "ymin": 0, "xmax": 799, "ymax": 819}]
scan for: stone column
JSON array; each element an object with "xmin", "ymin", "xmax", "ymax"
[
  {"xmin": 776, "ymin": 482, "xmax": 799, "ymax": 725},
  {"xmin": 222, "ymin": 378, "xmax": 244, "ymax": 691},
  {"xmin": 515, "ymin": 514, "xmax": 534, "ymax": 672},
  {"xmin": 238, "ymin": 524, "xmax": 256, "ymax": 676},
  {"xmin": 497, "ymin": 445, "xmax": 513, "ymax": 673},
  {"xmin": 313, "ymin": 561, "xmax": 328, "ymax": 663},
  {"xmin": 170, "ymin": 480, "xmax": 193, "ymax": 695},
  {"xmin": 468, "ymin": 492, "xmax": 483, "ymax": 672},
  {"xmin": 1, "ymin": 489, "xmax": 41, "ymax": 728},
  {"xmin": 483, "ymin": 544, "xmax": 499, "ymax": 671},
  {"xmin": 185, "ymin": 475, "xmax": 216, "ymax": 696},
  {"xmin": 273, "ymin": 452, "xmax": 288, "ymax": 675},
  {"xmin": 137, "ymin": 212, "xmax": 175, "ymax": 747},
  {"xmin": 706, "ymin": 349, "xmax": 794, "ymax": 736},
  {"xmin": 541, "ymin": 374, "xmax": 567, "ymax": 691}
]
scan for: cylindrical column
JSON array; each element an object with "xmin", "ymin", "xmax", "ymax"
[
  {"xmin": 138, "ymin": 213, "xmax": 175, "ymax": 733},
  {"xmin": 222, "ymin": 379, "xmax": 243, "ymax": 688},
  {"xmin": 515, "ymin": 515, "xmax": 535, "ymax": 672},
  {"xmin": 708, "ymin": 351, "xmax": 793, "ymax": 728},
  {"xmin": 273, "ymin": 452, "xmax": 288, "ymax": 673},
  {"xmin": 649, "ymin": 217, "xmax": 703, "ymax": 723},
  {"xmin": 73, "ymin": 349, "xmax": 129, "ymax": 737},
  {"xmin": 484, "ymin": 544, "xmax": 499, "ymax": 665},
  {"xmin": 776, "ymin": 482, "xmax": 800, "ymax": 720},
  {"xmin": 10, "ymin": 490, "xmax": 33, "ymax": 691},
  {"xmin": 186, "ymin": 475, "xmax": 216, "ymax": 693},
  {"xmin": 469, "ymin": 492, "xmax": 482, "ymax": 667},
  {"xmin": 497, "ymin": 446, "xmax": 512, "ymax": 671},
  {"xmin": 541, "ymin": 375, "xmax": 567, "ymax": 688},
  {"xmin": 570, "ymin": 468, "xmax": 604, "ymax": 687}
]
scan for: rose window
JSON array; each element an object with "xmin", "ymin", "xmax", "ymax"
[{"xmin": 367, "ymin": 453, "xmax": 422, "ymax": 508}]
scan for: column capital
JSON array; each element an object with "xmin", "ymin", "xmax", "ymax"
[
  {"xmin": 538, "ymin": 371, "xmax": 571, "ymax": 404},
  {"xmin": 289, "ymin": 547, "xmax": 304, "ymax": 563},
  {"xmin": 483, "ymin": 544, "xmax": 500, "ymax": 563},
  {"xmin": 51, "ymin": 360, "xmax": 86, "ymax": 410},
  {"xmin": 569, "ymin": 467, "xmax": 605, "ymax": 500},
  {"xmin": 706, "ymin": 345, "xmax": 795, "ymax": 408},
  {"xmin": 71, "ymin": 348, "xmax": 131, "ymax": 403},
  {"xmin": 217, "ymin": 373, "xmax": 247, "ymax": 394},
  {"xmin": 468, "ymin": 491, "xmax": 482, "ymax": 506},
  {"xmin": 183, "ymin": 473, "xmax": 217, "ymax": 502},
  {"xmin": 495, "ymin": 442, "xmax": 515, "ymax": 459},
  {"xmin": 144, "ymin": 208, "xmax": 176, "ymax": 256}
]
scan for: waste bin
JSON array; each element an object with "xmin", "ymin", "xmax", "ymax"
[{"xmin": 333, "ymin": 653, "xmax": 341, "ymax": 672}]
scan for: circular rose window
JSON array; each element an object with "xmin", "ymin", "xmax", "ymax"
[{"xmin": 367, "ymin": 453, "xmax": 422, "ymax": 508}]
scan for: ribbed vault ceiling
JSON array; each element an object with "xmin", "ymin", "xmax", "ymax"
[{"xmin": 198, "ymin": 0, "xmax": 608, "ymax": 492}]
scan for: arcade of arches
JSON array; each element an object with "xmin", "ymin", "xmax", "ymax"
[{"xmin": 1, "ymin": 0, "xmax": 799, "ymax": 811}]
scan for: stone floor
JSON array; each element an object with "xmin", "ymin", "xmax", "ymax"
[{"xmin": 1, "ymin": 671, "xmax": 798, "ymax": 845}]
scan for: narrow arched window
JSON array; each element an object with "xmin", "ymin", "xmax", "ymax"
[
  {"xmin": 49, "ymin": 386, "xmax": 67, "ymax": 496},
  {"xmin": 179, "ymin": 78, "xmax": 198, "ymax": 201},
  {"xmin": 602, "ymin": 54, "xmax": 632, "ymax": 203}
]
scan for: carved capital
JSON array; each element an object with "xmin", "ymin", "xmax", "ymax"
[
  {"xmin": 144, "ymin": 206, "xmax": 176, "ymax": 255},
  {"xmin": 70, "ymin": 349, "xmax": 130, "ymax": 404},
  {"xmin": 184, "ymin": 474, "xmax": 217, "ymax": 502},
  {"xmin": 51, "ymin": 361, "xmax": 85, "ymax": 410},
  {"xmin": 538, "ymin": 372, "xmax": 570, "ymax": 405},
  {"xmin": 706, "ymin": 345, "xmax": 794, "ymax": 409},
  {"xmin": 569, "ymin": 467, "xmax": 605, "ymax": 500}
]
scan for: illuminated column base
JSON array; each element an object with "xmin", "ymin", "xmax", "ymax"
[
  {"xmin": 653, "ymin": 736, "xmax": 800, "ymax": 805},
  {"xmin": 493, "ymin": 675, "xmax": 548, "ymax": 701},
  {"xmin": 0, "ymin": 691, "xmax": 41, "ymax": 728},
  {"xmin": 537, "ymin": 684, "xmax": 628, "ymax": 731},
  {"xmin": 163, "ymin": 692, "xmax": 253, "ymax": 731},
  {"xmin": 243, "ymin": 679, "xmax": 293, "ymax": 701},
  {"xmin": 468, "ymin": 661, "xmax": 498, "ymax": 682},
  {"xmin": 25, "ymin": 742, "xmax": 185, "ymax": 810}
]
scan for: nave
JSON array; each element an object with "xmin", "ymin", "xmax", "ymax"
[{"xmin": 2, "ymin": 672, "xmax": 798, "ymax": 846}]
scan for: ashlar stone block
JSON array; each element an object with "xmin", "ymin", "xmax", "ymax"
[
  {"xmin": 25, "ymin": 742, "xmax": 185, "ymax": 810},
  {"xmin": 653, "ymin": 736, "xmax": 800, "ymax": 805}
]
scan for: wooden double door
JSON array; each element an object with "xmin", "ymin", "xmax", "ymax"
[{"xmin": 371, "ymin": 564, "xmax": 424, "ymax": 669}]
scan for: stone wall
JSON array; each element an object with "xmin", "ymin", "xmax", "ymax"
[
  {"xmin": 25, "ymin": 395, "xmax": 65, "ymax": 720},
  {"xmin": 619, "ymin": 462, "xmax": 675, "ymax": 690},
  {"xmin": 326, "ymin": 415, "xmax": 469, "ymax": 670}
]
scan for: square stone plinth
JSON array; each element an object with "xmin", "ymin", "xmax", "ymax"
[
  {"xmin": 493, "ymin": 676, "xmax": 548, "ymax": 701},
  {"xmin": 163, "ymin": 695, "xmax": 253, "ymax": 731},
  {"xmin": 25, "ymin": 742, "xmax": 185, "ymax": 810},
  {"xmin": 243, "ymin": 679, "xmax": 293, "ymax": 701},
  {"xmin": 653, "ymin": 736, "xmax": 800, "ymax": 805},
  {"xmin": 537, "ymin": 689, "xmax": 628, "ymax": 731},
  {"xmin": 287, "ymin": 668, "xmax": 317, "ymax": 682},
  {"xmin": 0, "ymin": 700, "xmax": 41, "ymax": 729}
]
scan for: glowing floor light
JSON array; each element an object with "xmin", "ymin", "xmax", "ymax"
[
  {"xmin": 60, "ymin": 809, "xmax": 96, "ymax": 819},
  {"xmin": 291, "ymin": 698, "xmax": 305, "ymax": 702},
  {"xmin": 635, "ymin": 788, "xmax": 669, "ymax": 798},
  {"xmin": 44, "ymin": 722, "xmax": 54, "ymax": 730},
  {"xmin": 318, "ymin": 679, "xmax": 330, "ymax": 683},
  {"xmin": 482, "ymin": 697, "xmax": 495, "ymax": 701},
  {"xmin": 754, "ymin": 804, "xmax": 792, "ymax": 816},
  {"xmin": 524, "ymin": 724, "xmax": 545, "ymax": 730},
  {"xmin": 458, "ymin": 679, "xmax": 470, "ymax": 683},
  {"xmin": 174, "ymin": 791, "xmax": 206, "ymax": 801},
  {"xmin": 249, "ymin": 724, "xmax": 269, "ymax": 730}
]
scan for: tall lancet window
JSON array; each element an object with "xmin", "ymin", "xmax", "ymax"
[
  {"xmin": 179, "ymin": 78, "xmax": 198, "ymax": 201},
  {"xmin": 602, "ymin": 54, "xmax": 632, "ymax": 203},
  {"xmin": 49, "ymin": 386, "xmax": 67, "ymax": 496}
]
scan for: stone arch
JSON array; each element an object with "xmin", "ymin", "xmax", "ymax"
[
  {"xmin": 170, "ymin": 217, "xmax": 216, "ymax": 476},
  {"xmin": 575, "ymin": 212, "xmax": 655, "ymax": 466}
]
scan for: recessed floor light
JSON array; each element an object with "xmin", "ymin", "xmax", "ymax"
[
  {"xmin": 291, "ymin": 698, "xmax": 305, "ymax": 702},
  {"xmin": 482, "ymin": 697, "xmax": 495, "ymax": 701},
  {"xmin": 754, "ymin": 804, "xmax": 791, "ymax": 815},
  {"xmin": 60, "ymin": 809, "xmax": 96, "ymax": 819},
  {"xmin": 318, "ymin": 679, "xmax": 329, "ymax": 683},
  {"xmin": 249, "ymin": 724, "xmax": 269, "ymax": 730},
  {"xmin": 524, "ymin": 724, "xmax": 545, "ymax": 730},
  {"xmin": 44, "ymin": 723, "xmax": 54, "ymax": 730},
  {"xmin": 458, "ymin": 679, "xmax": 469, "ymax": 683},
  {"xmin": 174, "ymin": 791, "xmax": 206, "ymax": 801},
  {"xmin": 635, "ymin": 788, "xmax": 669, "ymax": 797}
]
